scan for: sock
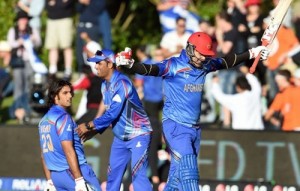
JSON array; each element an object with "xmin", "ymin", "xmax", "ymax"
[
  {"xmin": 64, "ymin": 67, "xmax": 72, "ymax": 76},
  {"xmin": 49, "ymin": 65, "xmax": 57, "ymax": 74}
]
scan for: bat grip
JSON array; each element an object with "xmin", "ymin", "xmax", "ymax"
[
  {"xmin": 250, "ymin": 40, "xmax": 268, "ymax": 74},
  {"xmin": 249, "ymin": 52, "xmax": 261, "ymax": 74}
]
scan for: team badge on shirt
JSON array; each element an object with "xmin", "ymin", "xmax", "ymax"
[{"xmin": 112, "ymin": 94, "xmax": 122, "ymax": 103}]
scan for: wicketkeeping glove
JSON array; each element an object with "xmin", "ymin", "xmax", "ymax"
[
  {"xmin": 249, "ymin": 46, "xmax": 270, "ymax": 60},
  {"xmin": 44, "ymin": 179, "xmax": 56, "ymax": 191},
  {"xmin": 75, "ymin": 177, "xmax": 94, "ymax": 191}
]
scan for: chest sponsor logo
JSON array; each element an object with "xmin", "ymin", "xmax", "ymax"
[{"xmin": 184, "ymin": 84, "xmax": 204, "ymax": 92}]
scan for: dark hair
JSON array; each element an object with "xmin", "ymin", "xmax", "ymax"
[
  {"xmin": 47, "ymin": 79, "xmax": 74, "ymax": 107},
  {"xmin": 82, "ymin": 64, "xmax": 93, "ymax": 75},
  {"xmin": 176, "ymin": 16, "xmax": 186, "ymax": 23},
  {"xmin": 277, "ymin": 69, "xmax": 291, "ymax": 81},
  {"xmin": 137, "ymin": 45, "xmax": 147, "ymax": 53},
  {"xmin": 236, "ymin": 75, "xmax": 251, "ymax": 91},
  {"xmin": 218, "ymin": 10, "xmax": 232, "ymax": 22}
]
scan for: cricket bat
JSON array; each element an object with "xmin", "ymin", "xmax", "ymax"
[{"xmin": 249, "ymin": 0, "xmax": 293, "ymax": 74}]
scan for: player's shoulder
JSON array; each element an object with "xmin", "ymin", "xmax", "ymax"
[
  {"xmin": 115, "ymin": 72, "xmax": 132, "ymax": 85},
  {"xmin": 48, "ymin": 106, "xmax": 70, "ymax": 122}
]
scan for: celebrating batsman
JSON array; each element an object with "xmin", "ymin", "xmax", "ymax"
[{"xmin": 116, "ymin": 32, "xmax": 270, "ymax": 191}]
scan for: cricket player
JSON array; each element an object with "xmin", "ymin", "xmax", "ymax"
[
  {"xmin": 76, "ymin": 49, "xmax": 153, "ymax": 191},
  {"xmin": 39, "ymin": 79, "xmax": 101, "ymax": 191},
  {"xmin": 116, "ymin": 32, "xmax": 270, "ymax": 191}
]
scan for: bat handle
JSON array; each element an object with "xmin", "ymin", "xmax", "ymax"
[
  {"xmin": 250, "ymin": 40, "xmax": 269, "ymax": 74},
  {"xmin": 249, "ymin": 52, "xmax": 261, "ymax": 74}
]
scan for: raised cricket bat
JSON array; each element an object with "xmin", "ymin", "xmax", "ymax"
[{"xmin": 249, "ymin": 0, "xmax": 293, "ymax": 74}]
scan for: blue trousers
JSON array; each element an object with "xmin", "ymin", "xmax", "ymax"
[
  {"xmin": 106, "ymin": 134, "xmax": 152, "ymax": 191},
  {"xmin": 51, "ymin": 163, "xmax": 101, "ymax": 191},
  {"xmin": 162, "ymin": 119, "xmax": 202, "ymax": 191}
]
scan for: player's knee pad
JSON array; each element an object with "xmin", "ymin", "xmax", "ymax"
[{"xmin": 179, "ymin": 154, "xmax": 200, "ymax": 191}]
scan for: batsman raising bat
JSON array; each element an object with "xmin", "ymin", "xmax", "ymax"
[
  {"xmin": 250, "ymin": 0, "xmax": 294, "ymax": 73},
  {"xmin": 115, "ymin": 32, "xmax": 270, "ymax": 191}
]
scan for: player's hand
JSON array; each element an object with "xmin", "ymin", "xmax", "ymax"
[
  {"xmin": 81, "ymin": 130, "xmax": 97, "ymax": 142},
  {"xmin": 44, "ymin": 179, "xmax": 56, "ymax": 191},
  {"xmin": 75, "ymin": 177, "xmax": 94, "ymax": 191},
  {"xmin": 76, "ymin": 123, "xmax": 89, "ymax": 138},
  {"xmin": 249, "ymin": 46, "xmax": 270, "ymax": 60},
  {"xmin": 116, "ymin": 47, "xmax": 135, "ymax": 68},
  {"xmin": 116, "ymin": 55, "xmax": 135, "ymax": 68}
]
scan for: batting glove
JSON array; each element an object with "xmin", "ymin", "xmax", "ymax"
[
  {"xmin": 44, "ymin": 179, "xmax": 56, "ymax": 191},
  {"xmin": 249, "ymin": 46, "xmax": 270, "ymax": 60},
  {"xmin": 75, "ymin": 177, "xmax": 94, "ymax": 191},
  {"xmin": 116, "ymin": 53, "xmax": 135, "ymax": 68}
]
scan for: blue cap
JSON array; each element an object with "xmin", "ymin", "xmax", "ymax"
[{"xmin": 87, "ymin": 49, "xmax": 115, "ymax": 63}]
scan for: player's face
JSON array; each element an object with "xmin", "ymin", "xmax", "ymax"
[
  {"xmin": 55, "ymin": 85, "xmax": 73, "ymax": 108},
  {"xmin": 95, "ymin": 60, "xmax": 111, "ymax": 80},
  {"xmin": 190, "ymin": 50, "xmax": 207, "ymax": 68}
]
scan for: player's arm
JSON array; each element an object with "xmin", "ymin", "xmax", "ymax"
[
  {"xmin": 41, "ymin": 151, "xmax": 51, "ymax": 180},
  {"xmin": 264, "ymin": 93, "xmax": 283, "ymax": 126},
  {"xmin": 61, "ymin": 140, "xmax": 82, "ymax": 178},
  {"xmin": 78, "ymin": 79, "xmax": 131, "ymax": 135},
  {"xmin": 121, "ymin": 62, "xmax": 160, "ymax": 76},
  {"xmin": 95, "ymin": 100, "xmax": 106, "ymax": 118},
  {"xmin": 41, "ymin": 150, "xmax": 56, "ymax": 191},
  {"xmin": 92, "ymin": 80, "xmax": 130, "ymax": 131},
  {"xmin": 61, "ymin": 141, "xmax": 93, "ymax": 190},
  {"xmin": 217, "ymin": 46, "xmax": 269, "ymax": 70},
  {"xmin": 78, "ymin": 100, "xmax": 106, "ymax": 142},
  {"xmin": 56, "ymin": 114, "xmax": 82, "ymax": 178}
]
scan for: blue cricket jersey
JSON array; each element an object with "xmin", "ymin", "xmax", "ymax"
[
  {"xmin": 38, "ymin": 105, "xmax": 87, "ymax": 171},
  {"xmin": 135, "ymin": 58, "xmax": 163, "ymax": 103},
  {"xmin": 155, "ymin": 49, "xmax": 224, "ymax": 127},
  {"xmin": 93, "ymin": 70, "xmax": 152, "ymax": 141}
]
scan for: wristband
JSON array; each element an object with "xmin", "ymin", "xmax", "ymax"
[{"xmin": 75, "ymin": 177, "xmax": 84, "ymax": 182}]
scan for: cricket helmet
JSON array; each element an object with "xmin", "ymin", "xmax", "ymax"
[{"xmin": 186, "ymin": 32, "xmax": 215, "ymax": 56}]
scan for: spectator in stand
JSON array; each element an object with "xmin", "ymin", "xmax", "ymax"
[
  {"xmin": 156, "ymin": 0, "xmax": 201, "ymax": 34},
  {"xmin": 73, "ymin": 33, "xmax": 102, "ymax": 123},
  {"xmin": 264, "ymin": 69, "xmax": 300, "ymax": 131},
  {"xmin": 7, "ymin": 10, "xmax": 41, "ymax": 123},
  {"xmin": 292, "ymin": 1, "xmax": 300, "ymax": 40},
  {"xmin": 215, "ymin": 11, "xmax": 240, "ymax": 128},
  {"xmin": 293, "ymin": 68, "xmax": 300, "ymax": 87},
  {"xmin": 134, "ymin": 45, "xmax": 164, "ymax": 189},
  {"xmin": 160, "ymin": 16, "xmax": 192, "ymax": 58},
  {"xmin": 244, "ymin": 0, "xmax": 267, "ymax": 100},
  {"xmin": 225, "ymin": 0, "xmax": 249, "ymax": 53},
  {"xmin": 98, "ymin": 0, "xmax": 112, "ymax": 50},
  {"xmin": 212, "ymin": 66, "xmax": 264, "ymax": 130},
  {"xmin": 0, "ymin": 41, "xmax": 13, "ymax": 101},
  {"xmin": 73, "ymin": 63, "xmax": 103, "ymax": 124},
  {"xmin": 76, "ymin": 0, "xmax": 104, "ymax": 74},
  {"xmin": 45, "ymin": 0, "xmax": 75, "ymax": 81},
  {"xmin": 198, "ymin": 20, "xmax": 216, "ymax": 44},
  {"xmin": 17, "ymin": 0, "xmax": 45, "ymax": 39}
]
